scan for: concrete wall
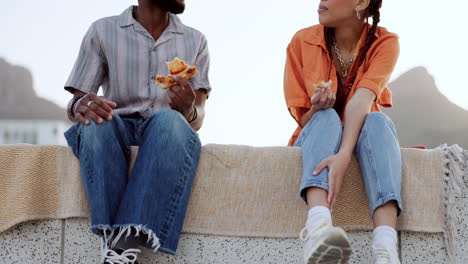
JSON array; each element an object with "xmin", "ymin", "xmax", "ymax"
[
  {"xmin": 1, "ymin": 200, "xmax": 467, "ymax": 264},
  {"xmin": 2, "ymin": 180, "xmax": 467, "ymax": 263}
]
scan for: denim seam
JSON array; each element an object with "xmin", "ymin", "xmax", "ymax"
[
  {"xmin": 159, "ymin": 134, "xmax": 196, "ymax": 243},
  {"xmin": 301, "ymin": 180, "xmax": 329, "ymax": 190},
  {"xmin": 79, "ymin": 124, "xmax": 95, "ymax": 184},
  {"xmin": 370, "ymin": 193, "xmax": 402, "ymax": 216},
  {"xmin": 361, "ymin": 127, "xmax": 381, "ymax": 196},
  {"xmin": 332, "ymin": 122, "xmax": 343, "ymax": 153}
]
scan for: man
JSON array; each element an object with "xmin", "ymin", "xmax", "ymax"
[{"xmin": 64, "ymin": 0, "xmax": 210, "ymax": 263}]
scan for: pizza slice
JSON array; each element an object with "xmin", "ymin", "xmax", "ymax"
[
  {"xmin": 155, "ymin": 75, "xmax": 178, "ymax": 89},
  {"xmin": 155, "ymin": 58, "xmax": 199, "ymax": 89},
  {"xmin": 313, "ymin": 80, "xmax": 332, "ymax": 90},
  {"xmin": 166, "ymin": 57, "xmax": 188, "ymax": 75}
]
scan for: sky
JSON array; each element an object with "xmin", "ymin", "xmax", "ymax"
[{"xmin": 2, "ymin": 0, "xmax": 468, "ymax": 146}]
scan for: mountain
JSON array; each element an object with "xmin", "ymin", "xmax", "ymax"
[
  {"xmin": 383, "ymin": 67, "xmax": 468, "ymax": 149},
  {"xmin": 0, "ymin": 58, "xmax": 69, "ymax": 122},
  {"xmin": 0, "ymin": 57, "xmax": 466, "ymax": 148}
]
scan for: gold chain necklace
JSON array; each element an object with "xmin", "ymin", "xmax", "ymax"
[{"xmin": 332, "ymin": 37, "xmax": 355, "ymax": 80}]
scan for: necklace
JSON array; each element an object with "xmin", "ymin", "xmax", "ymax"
[{"xmin": 332, "ymin": 37, "xmax": 355, "ymax": 80}]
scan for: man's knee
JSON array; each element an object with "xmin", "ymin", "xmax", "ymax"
[
  {"xmin": 143, "ymin": 109, "xmax": 197, "ymax": 145},
  {"xmin": 150, "ymin": 109, "xmax": 185, "ymax": 124},
  {"xmin": 81, "ymin": 115, "xmax": 121, "ymax": 138},
  {"xmin": 147, "ymin": 109, "xmax": 189, "ymax": 133}
]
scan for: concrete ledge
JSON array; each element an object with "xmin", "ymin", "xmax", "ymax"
[
  {"xmin": 0, "ymin": 220, "xmax": 62, "ymax": 264},
  {"xmin": 3, "ymin": 217, "xmax": 468, "ymax": 264},
  {"xmin": 0, "ymin": 145, "xmax": 466, "ymax": 263},
  {"xmin": 1, "ymin": 183, "xmax": 467, "ymax": 262}
]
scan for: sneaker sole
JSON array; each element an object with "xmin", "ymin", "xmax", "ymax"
[{"xmin": 306, "ymin": 228, "xmax": 352, "ymax": 264}]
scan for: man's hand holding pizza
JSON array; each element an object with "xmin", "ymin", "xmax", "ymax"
[{"xmin": 168, "ymin": 75, "xmax": 197, "ymax": 122}]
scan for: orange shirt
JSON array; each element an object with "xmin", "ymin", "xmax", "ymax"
[{"xmin": 284, "ymin": 24, "xmax": 400, "ymax": 146}]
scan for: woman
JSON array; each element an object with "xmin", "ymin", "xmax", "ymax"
[{"xmin": 284, "ymin": 0, "xmax": 402, "ymax": 263}]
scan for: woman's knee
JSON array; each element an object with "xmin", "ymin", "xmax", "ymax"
[
  {"xmin": 304, "ymin": 108, "xmax": 341, "ymax": 129},
  {"xmin": 315, "ymin": 108, "xmax": 340, "ymax": 122},
  {"xmin": 361, "ymin": 112, "xmax": 398, "ymax": 140},
  {"xmin": 363, "ymin": 112, "xmax": 392, "ymax": 128}
]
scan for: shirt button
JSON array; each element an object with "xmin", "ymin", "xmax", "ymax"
[
  {"xmin": 150, "ymin": 103, "xmax": 155, "ymax": 108},
  {"xmin": 151, "ymin": 76, "xmax": 155, "ymax": 80}
]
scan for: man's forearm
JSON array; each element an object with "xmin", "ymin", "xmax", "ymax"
[
  {"xmin": 66, "ymin": 90, "xmax": 88, "ymax": 122},
  {"xmin": 187, "ymin": 89, "xmax": 208, "ymax": 131},
  {"xmin": 189, "ymin": 105, "xmax": 205, "ymax": 131}
]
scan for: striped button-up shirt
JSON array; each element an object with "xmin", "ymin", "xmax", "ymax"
[{"xmin": 65, "ymin": 6, "xmax": 211, "ymax": 119}]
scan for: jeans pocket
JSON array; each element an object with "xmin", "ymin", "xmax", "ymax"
[{"xmin": 64, "ymin": 122, "xmax": 81, "ymax": 157}]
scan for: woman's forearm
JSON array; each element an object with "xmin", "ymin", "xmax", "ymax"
[
  {"xmin": 339, "ymin": 89, "xmax": 375, "ymax": 156},
  {"xmin": 300, "ymin": 106, "xmax": 320, "ymax": 127}
]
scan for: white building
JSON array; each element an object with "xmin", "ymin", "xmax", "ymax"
[
  {"xmin": 0, "ymin": 57, "xmax": 72, "ymax": 146},
  {"xmin": 0, "ymin": 120, "xmax": 70, "ymax": 146}
]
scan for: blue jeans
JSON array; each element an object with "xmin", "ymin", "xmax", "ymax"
[
  {"xmin": 64, "ymin": 109, "xmax": 201, "ymax": 255},
  {"xmin": 294, "ymin": 108, "xmax": 403, "ymax": 216}
]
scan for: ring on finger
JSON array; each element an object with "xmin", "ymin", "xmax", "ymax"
[{"xmin": 87, "ymin": 101, "xmax": 95, "ymax": 108}]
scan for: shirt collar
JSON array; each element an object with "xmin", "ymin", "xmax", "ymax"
[
  {"xmin": 304, "ymin": 24, "xmax": 377, "ymax": 51},
  {"xmin": 119, "ymin": 6, "xmax": 184, "ymax": 34},
  {"xmin": 119, "ymin": 6, "xmax": 135, "ymax": 27}
]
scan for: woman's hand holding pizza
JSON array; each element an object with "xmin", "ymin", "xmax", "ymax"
[{"xmin": 310, "ymin": 80, "xmax": 336, "ymax": 110}]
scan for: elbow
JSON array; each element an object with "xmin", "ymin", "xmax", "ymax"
[
  {"xmin": 191, "ymin": 115, "xmax": 204, "ymax": 131},
  {"xmin": 192, "ymin": 122, "xmax": 202, "ymax": 132},
  {"xmin": 346, "ymin": 88, "xmax": 376, "ymax": 114},
  {"xmin": 345, "ymin": 98, "xmax": 373, "ymax": 116}
]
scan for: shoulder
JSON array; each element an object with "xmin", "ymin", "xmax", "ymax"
[
  {"xmin": 287, "ymin": 25, "xmax": 324, "ymax": 59},
  {"xmin": 173, "ymin": 15, "xmax": 207, "ymax": 43},
  {"xmin": 290, "ymin": 24, "xmax": 324, "ymax": 45},
  {"xmin": 375, "ymin": 26, "xmax": 398, "ymax": 39},
  {"xmin": 363, "ymin": 26, "xmax": 400, "ymax": 70},
  {"xmin": 374, "ymin": 26, "xmax": 399, "ymax": 47},
  {"xmin": 93, "ymin": 14, "xmax": 121, "ymax": 28},
  {"xmin": 366, "ymin": 26, "xmax": 400, "ymax": 59},
  {"xmin": 84, "ymin": 15, "xmax": 120, "ymax": 37}
]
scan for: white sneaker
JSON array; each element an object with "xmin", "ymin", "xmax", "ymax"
[
  {"xmin": 371, "ymin": 247, "xmax": 400, "ymax": 264},
  {"xmin": 300, "ymin": 219, "xmax": 352, "ymax": 264},
  {"xmin": 104, "ymin": 248, "xmax": 141, "ymax": 264}
]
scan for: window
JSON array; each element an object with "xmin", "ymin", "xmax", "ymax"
[
  {"xmin": 31, "ymin": 131, "xmax": 38, "ymax": 145},
  {"xmin": 22, "ymin": 132, "xmax": 28, "ymax": 143},
  {"xmin": 3, "ymin": 131, "xmax": 9, "ymax": 143}
]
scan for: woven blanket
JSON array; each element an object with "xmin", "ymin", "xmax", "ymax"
[{"xmin": 0, "ymin": 144, "xmax": 465, "ymax": 247}]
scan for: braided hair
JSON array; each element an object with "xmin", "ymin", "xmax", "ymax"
[{"xmin": 325, "ymin": 0, "xmax": 383, "ymax": 92}]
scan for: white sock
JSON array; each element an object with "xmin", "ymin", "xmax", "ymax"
[
  {"xmin": 373, "ymin": 225, "xmax": 398, "ymax": 254},
  {"xmin": 306, "ymin": 206, "xmax": 332, "ymax": 229}
]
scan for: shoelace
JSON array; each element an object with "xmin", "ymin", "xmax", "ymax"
[
  {"xmin": 373, "ymin": 248, "xmax": 392, "ymax": 264},
  {"xmin": 104, "ymin": 248, "xmax": 141, "ymax": 264},
  {"xmin": 299, "ymin": 219, "xmax": 329, "ymax": 241}
]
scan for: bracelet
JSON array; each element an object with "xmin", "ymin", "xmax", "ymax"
[
  {"xmin": 188, "ymin": 106, "xmax": 198, "ymax": 123},
  {"xmin": 68, "ymin": 94, "xmax": 85, "ymax": 119}
]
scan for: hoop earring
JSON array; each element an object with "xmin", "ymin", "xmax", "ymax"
[{"xmin": 356, "ymin": 10, "xmax": 361, "ymax": 20}]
